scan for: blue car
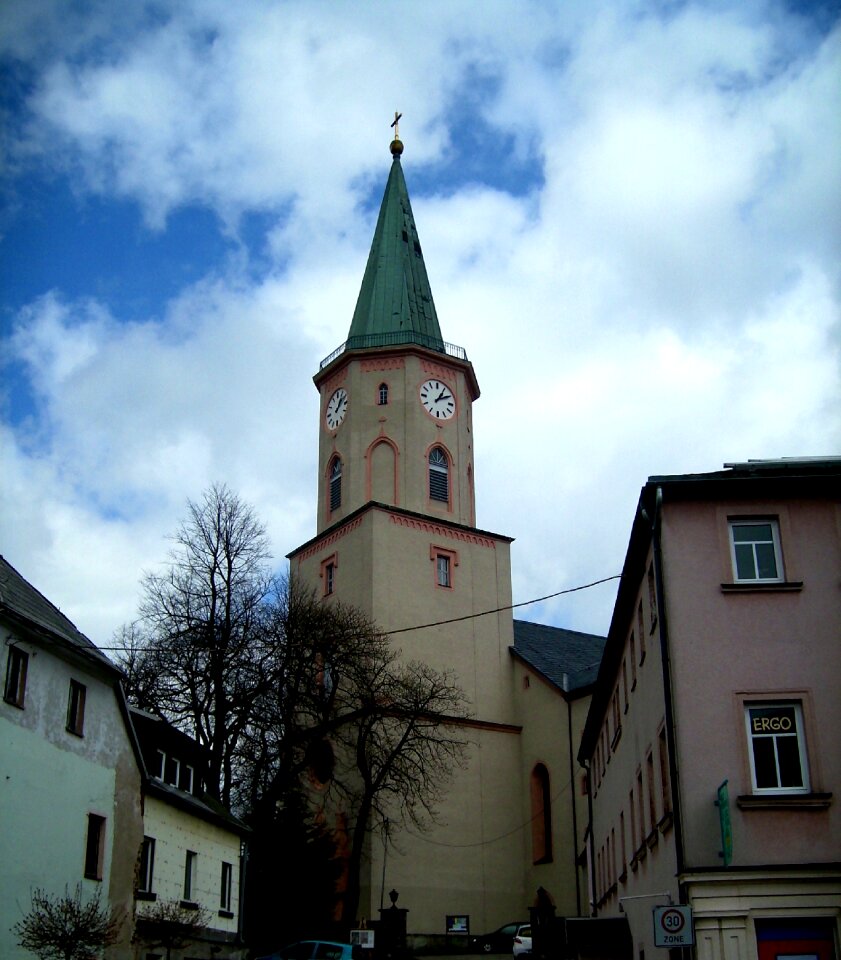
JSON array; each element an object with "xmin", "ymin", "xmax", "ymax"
[{"xmin": 257, "ymin": 942, "xmax": 357, "ymax": 960}]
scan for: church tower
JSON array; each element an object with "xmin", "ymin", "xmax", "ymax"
[{"xmin": 289, "ymin": 127, "xmax": 527, "ymax": 935}]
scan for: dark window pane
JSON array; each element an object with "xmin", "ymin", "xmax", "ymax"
[
  {"xmin": 776, "ymin": 736, "xmax": 804, "ymax": 788},
  {"xmin": 752, "ymin": 737, "xmax": 778, "ymax": 788},
  {"xmin": 165, "ymin": 755, "xmax": 179, "ymax": 785},
  {"xmin": 733, "ymin": 523, "xmax": 772, "ymax": 543},
  {"xmin": 734, "ymin": 543, "xmax": 756, "ymax": 579},
  {"xmin": 755, "ymin": 542, "xmax": 778, "ymax": 579}
]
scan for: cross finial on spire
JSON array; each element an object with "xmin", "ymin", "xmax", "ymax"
[{"xmin": 390, "ymin": 111, "xmax": 404, "ymax": 158}]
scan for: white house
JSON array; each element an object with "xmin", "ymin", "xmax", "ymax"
[
  {"xmin": 0, "ymin": 555, "xmax": 144, "ymax": 959},
  {"xmin": 130, "ymin": 708, "xmax": 249, "ymax": 960}
]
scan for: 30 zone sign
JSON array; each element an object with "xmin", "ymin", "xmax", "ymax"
[{"xmin": 653, "ymin": 906, "xmax": 694, "ymax": 947}]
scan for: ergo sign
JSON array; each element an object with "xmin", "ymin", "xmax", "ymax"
[{"xmin": 653, "ymin": 906, "xmax": 694, "ymax": 947}]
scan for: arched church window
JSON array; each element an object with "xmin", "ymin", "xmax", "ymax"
[
  {"xmin": 329, "ymin": 456, "xmax": 342, "ymax": 512},
  {"xmin": 378, "ymin": 382, "xmax": 389, "ymax": 405},
  {"xmin": 428, "ymin": 447, "xmax": 449, "ymax": 503},
  {"xmin": 531, "ymin": 763, "xmax": 553, "ymax": 864}
]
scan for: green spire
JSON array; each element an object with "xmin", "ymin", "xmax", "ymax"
[{"xmin": 347, "ymin": 139, "xmax": 444, "ymax": 352}]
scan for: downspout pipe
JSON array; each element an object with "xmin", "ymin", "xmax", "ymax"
[
  {"xmin": 581, "ymin": 758, "xmax": 597, "ymax": 917},
  {"xmin": 641, "ymin": 487, "xmax": 685, "ymax": 877},
  {"xmin": 567, "ymin": 693, "xmax": 582, "ymax": 918}
]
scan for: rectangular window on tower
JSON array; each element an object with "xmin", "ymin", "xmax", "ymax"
[
  {"xmin": 320, "ymin": 554, "xmax": 338, "ymax": 597},
  {"xmin": 431, "ymin": 546, "xmax": 457, "ymax": 589}
]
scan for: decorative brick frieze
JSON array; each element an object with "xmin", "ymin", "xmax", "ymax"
[
  {"xmin": 361, "ymin": 357, "xmax": 405, "ymax": 372},
  {"xmin": 296, "ymin": 517, "xmax": 364, "ymax": 561},
  {"xmin": 322, "ymin": 368, "xmax": 349, "ymax": 393},
  {"xmin": 420, "ymin": 358, "xmax": 457, "ymax": 381},
  {"xmin": 389, "ymin": 513, "xmax": 496, "ymax": 549}
]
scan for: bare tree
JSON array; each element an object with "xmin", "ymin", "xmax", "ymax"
[
  {"xmin": 134, "ymin": 899, "xmax": 211, "ymax": 960},
  {"xmin": 121, "ymin": 483, "xmax": 273, "ymax": 805},
  {"xmin": 13, "ymin": 886, "xmax": 121, "ymax": 960},
  {"xmin": 116, "ymin": 485, "xmax": 470, "ymax": 944},
  {"xmin": 330, "ymin": 657, "xmax": 470, "ymax": 925}
]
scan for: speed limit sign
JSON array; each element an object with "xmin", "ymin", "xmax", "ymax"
[{"xmin": 653, "ymin": 906, "xmax": 694, "ymax": 947}]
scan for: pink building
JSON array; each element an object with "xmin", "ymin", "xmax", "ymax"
[{"xmin": 578, "ymin": 458, "xmax": 841, "ymax": 960}]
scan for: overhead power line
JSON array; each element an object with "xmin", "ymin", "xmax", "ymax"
[
  {"xmin": 94, "ymin": 574, "xmax": 620, "ymax": 652},
  {"xmin": 385, "ymin": 575, "xmax": 621, "ymax": 637}
]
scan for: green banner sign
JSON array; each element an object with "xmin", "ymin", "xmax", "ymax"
[{"xmin": 716, "ymin": 780, "xmax": 732, "ymax": 867}]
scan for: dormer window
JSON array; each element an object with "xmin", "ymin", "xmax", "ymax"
[
  {"xmin": 181, "ymin": 764, "xmax": 194, "ymax": 793},
  {"xmin": 165, "ymin": 754, "xmax": 181, "ymax": 787}
]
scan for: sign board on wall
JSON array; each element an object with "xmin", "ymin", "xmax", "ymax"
[
  {"xmin": 653, "ymin": 906, "xmax": 694, "ymax": 947},
  {"xmin": 351, "ymin": 931, "xmax": 375, "ymax": 949}
]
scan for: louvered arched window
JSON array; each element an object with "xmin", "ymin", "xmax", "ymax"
[
  {"xmin": 428, "ymin": 447, "xmax": 449, "ymax": 503},
  {"xmin": 329, "ymin": 456, "xmax": 342, "ymax": 512}
]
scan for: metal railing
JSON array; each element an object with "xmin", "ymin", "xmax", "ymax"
[{"xmin": 320, "ymin": 331, "xmax": 468, "ymax": 369}]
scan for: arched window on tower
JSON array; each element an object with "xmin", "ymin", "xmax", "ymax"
[
  {"xmin": 378, "ymin": 382, "xmax": 389, "ymax": 405},
  {"xmin": 428, "ymin": 447, "xmax": 449, "ymax": 503},
  {"xmin": 531, "ymin": 763, "xmax": 553, "ymax": 864},
  {"xmin": 329, "ymin": 456, "xmax": 342, "ymax": 513}
]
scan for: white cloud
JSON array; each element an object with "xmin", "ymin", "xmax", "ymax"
[{"xmin": 1, "ymin": 0, "xmax": 839, "ymax": 646}]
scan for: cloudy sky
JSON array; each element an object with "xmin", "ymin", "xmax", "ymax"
[{"xmin": 2, "ymin": 0, "xmax": 839, "ymax": 648}]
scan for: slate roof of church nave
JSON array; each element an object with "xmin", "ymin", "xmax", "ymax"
[
  {"xmin": 0, "ymin": 554, "xmax": 116, "ymax": 673},
  {"xmin": 512, "ymin": 619, "xmax": 606, "ymax": 694}
]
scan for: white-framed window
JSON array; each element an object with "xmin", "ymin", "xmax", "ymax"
[
  {"xmin": 745, "ymin": 702, "xmax": 809, "ymax": 793},
  {"xmin": 3, "ymin": 645, "xmax": 28, "ymax": 708},
  {"xmin": 436, "ymin": 554, "xmax": 451, "ymax": 588},
  {"xmin": 431, "ymin": 546, "xmax": 457, "ymax": 589},
  {"xmin": 165, "ymin": 754, "xmax": 181, "ymax": 787},
  {"xmin": 321, "ymin": 553, "xmax": 338, "ymax": 597},
  {"xmin": 138, "ymin": 836, "xmax": 155, "ymax": 893},
  {"xmin": 183, "ymin": 850, "xmax": 197, "ymax": 901},
  {"xmin": 220, "ymin": 861, "xmax": 233, "ymax": 913},
  {"xmin": 66, "ymin": 679, "xmax": 86, "ymax": 736},
  {"xmin": 180, "ymin": 764, "xmax": 194, "ymax": 793},
  {"xmin": 730, "ymin": 519, "xmax": 783, "ymax": 582},
  {"xmin": 378, "ymin": 382, "xmax": 389, "ymax": 405}
]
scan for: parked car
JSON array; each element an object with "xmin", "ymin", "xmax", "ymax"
[
  {"xmin": 257, "ymin": 941, "xmax": 356, "ymax": 960},
  {"xmin": 470, "ymin": 922, "xmax": 530, "ymax": 954},
  {"xmin": 512, "ymin": 925, "xmax": 532, "ymax": 957}
]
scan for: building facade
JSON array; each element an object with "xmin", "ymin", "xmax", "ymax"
[
  {"xmin": 578, "ymin": 459, "xmax": 841, "ymax": 960},
  {"xmin": 131, "ymin": 709, "xmax": 249, "ymax": 960},
  {"xmin": 288, "ymin": 133, "xmax": 604, "ymax": 939},
  {"xmin": 0, "ymin": 555, "xmax": 144, "ymax": 960}
]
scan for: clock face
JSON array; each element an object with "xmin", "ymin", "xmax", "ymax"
[
  {"xmin": 420, "ymin": 379, "xmax": 456, "ymax": 420},
  {"xmin": 325, "ymin": 388, "xmax": 348, "ymax": 430}
]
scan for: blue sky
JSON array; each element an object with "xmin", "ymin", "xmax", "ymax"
[{"xmin": 2, "ymin": 0, "xmax": 839, "ymax": 644}]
